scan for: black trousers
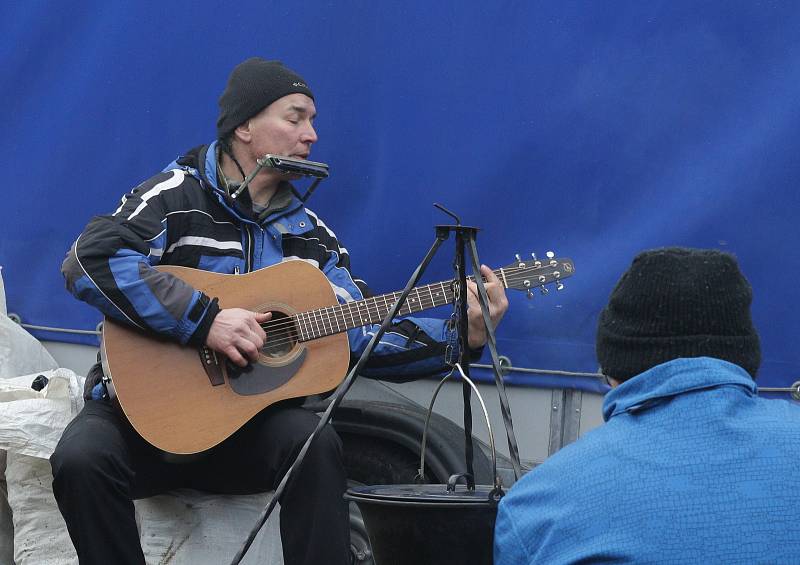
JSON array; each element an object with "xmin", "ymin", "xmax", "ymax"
[{"xmin": 50, "ymin": 398, "xmax": 350, "ymax": 565}]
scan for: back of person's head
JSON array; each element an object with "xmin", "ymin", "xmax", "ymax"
[{"xmin": 596, "ymin": 247, "xmax": 760, "ymax": 382}]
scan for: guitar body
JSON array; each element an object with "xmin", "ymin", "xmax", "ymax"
[{"xmin": 102, "ymin": 260, "xmax": 349, "ymax": 455}]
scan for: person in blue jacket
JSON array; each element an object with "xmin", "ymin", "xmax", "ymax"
[
  {"xmin": 50, "ymin": 57, "xmax": 508, "ymax": 565},
  {"xmin": 494, "ymin": 247, "xmax": 800, "ymax": 564}
]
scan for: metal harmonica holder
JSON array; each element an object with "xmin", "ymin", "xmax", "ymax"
[{"xmin": 230, "ymin": 154, "xmax": 330, "ymax": 202}]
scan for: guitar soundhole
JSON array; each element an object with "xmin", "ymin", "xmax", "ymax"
[{"xmin": 261, "ymin": 311, "xmax": 297, "ymax": 358}]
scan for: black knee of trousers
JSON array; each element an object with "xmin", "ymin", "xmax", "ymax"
[{"xmin": 50, "ymin": 403, "xmax": 135, "ymax": 499}]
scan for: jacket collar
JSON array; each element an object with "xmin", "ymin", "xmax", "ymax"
[
  {"xmin": 167, "ymin": 142, "xmax": 312, "ymax": 233},
  {"xmin": 602, "ymin": 357, "xmax": 757, "ymax": 422}
]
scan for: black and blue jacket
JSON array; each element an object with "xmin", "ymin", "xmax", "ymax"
[{"xmin": 63, "ymin": 141, "xmax": 458, "ymax": 387}]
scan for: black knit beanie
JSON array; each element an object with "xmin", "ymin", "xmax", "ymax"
[
  {"xmin": 216, "ymin": 57, "xmax": 314, "ymax": 140},
  {"xmin": 596, "ymin": 247, "xmax": 761, "ymax": 381}
]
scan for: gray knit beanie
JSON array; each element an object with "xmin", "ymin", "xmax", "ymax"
[
  {"xmin": 596, "ymin": 247, "xmax": 761, "ymax": 381},
  {"xmin": 217, "ymin": 57, "xmax": 313, "ymax": 140}
]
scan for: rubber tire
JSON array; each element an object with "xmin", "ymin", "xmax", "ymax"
[
  {"xmin": 340, "ymin": 433, "xmax": 429, "ymax": 485},
  {"xmin": 341, "ymin": 435, "xmax": 430, "ymax": 564}
]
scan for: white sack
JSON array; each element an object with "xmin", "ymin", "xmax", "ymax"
[
  {"xmin": 0, "ymin": 368, "xmax": 78, "ymax": 565},
  {"xmin": 0, "ymin": 314, "xmax": 58, "ymax": 380},
  {"xmin": 0, "ymin": 265, "xmax": 6, "ymax": 316},
  {"xmin": 1, "ymin": 451, "xmax": 13, "ymax": 565},
  {"xmin": 136, "ymin": 491, "xmax": 283, "ymax": 565},
  {"xmin": 0, "ymin": 369, "xmax": 84, "ymax": 460},
  {"xmin": 6, "ymin": 452, "xmax": 77, "ymax": 565},
  {"xmin": 5, "ymin": 456, "xmax": 284, "ymax": 565},
  {"xmin": 2, "ymin": 367, "xmax": 283, "ymax": 564}
]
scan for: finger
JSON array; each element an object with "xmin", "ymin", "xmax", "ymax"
[
  {"xmin": 247, "ymin": 313, "xmax": 269, "ymax": 341},
  {"xmin": 480, "ymin": 265, "xmax": 504, "ymax": 298},
  {"xmin": 254, "ymin": 311, "xmax": 272, "ymax": 322},
  {"xmin": 238, "ymin": 338, "xmax": 261, "ymax": 362},
  {"xmin": 466, "ymin": 283, "xmax": 480, "ymax": 305},
  {"xmin": 224, "ymin": 345, "xmax": 248, "ymax": 367},
  {"xmin": 481, "ymin": 264, "xmax": 500, "ymax": 283}
]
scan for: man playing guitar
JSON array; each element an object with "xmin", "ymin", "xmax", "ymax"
[{"xmin": 51, "ymin": 57, "xmax": 508, "ymax": 565}]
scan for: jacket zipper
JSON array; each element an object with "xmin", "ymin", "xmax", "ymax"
[{"xmin": 243, "ymin": 224, "xmax": 253, "ymax": 273}]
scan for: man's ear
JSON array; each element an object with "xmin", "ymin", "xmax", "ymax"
[{"xmin": 233, "ymin": 121, "xmax": 252, "ymax": 143}]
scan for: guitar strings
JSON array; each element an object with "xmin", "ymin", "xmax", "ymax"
[
  {"xmin": 252, "ymin": 263, "xmax": 567, "ymax": 349},
  {"xmin": 251, "ymin": 262, "xmax": 555, "ymax": 340},
  {"xmin": 251, "ymin": 262, "xmax": 566, "ymax": 351},
  {"xmin": 238, "ymin": 263, "xmax": 568, "ymax": 352}
]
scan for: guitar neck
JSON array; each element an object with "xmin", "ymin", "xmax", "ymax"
[
  {"xmin": 293, "ymin": 274, "xmax": 479, "ymax": 342},
  {"xmin": 291, "ymin": 256, "xmax": 574, "ymax": 342}
]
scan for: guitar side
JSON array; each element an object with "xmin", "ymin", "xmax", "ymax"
[{"xmin": 102, "ymin": 260, "xmax": 350, "ymax": 455}]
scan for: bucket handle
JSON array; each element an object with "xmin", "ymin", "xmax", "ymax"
[
  {"xmin": 447, "ymin": 472, "xmax": 475, "ymax": 492},
  {"xmin": 416, "ymin": 363, "xmax": 503, "ymax": 497}
]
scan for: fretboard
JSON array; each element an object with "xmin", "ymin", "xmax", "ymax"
[{"xmin": 293, "ymin": 276, "xmax": 478, "ymax": 342}]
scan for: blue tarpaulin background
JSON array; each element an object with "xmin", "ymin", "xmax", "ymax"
[{"xmin": 1, "ymin": 1, "xmax": 798, "ymax": 392}]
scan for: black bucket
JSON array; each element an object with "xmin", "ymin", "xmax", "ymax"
[
  {"xmin": 345, "ymin": 481, "xmax": 500, "ymax": 565},
  {"xmin": 346, "ymin": 366, "xmax": 512, "ymax": 564}
]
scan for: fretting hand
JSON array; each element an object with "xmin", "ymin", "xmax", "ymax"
[
  {"xmin": 206, "ymin": 308, "xmax": 271, "ymax": 366},
  {"xmin": 466, "ymin": 265, "xmax": 509, "ymax": 349}
]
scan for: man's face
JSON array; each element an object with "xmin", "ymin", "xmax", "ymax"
[{"xmin": 241, "ymin": 93, "xmax": 318, "ymax": 163}]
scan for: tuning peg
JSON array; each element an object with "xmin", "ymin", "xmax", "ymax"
[
  {"xmin": 531, "ymin": 252, "xmax": 541, "ymax": 267},
  {"xmin": 556, "ymin": 282, "xmax": 565, "ymax": 291},
  {"xmin": 515, "ymin": 253, "xmax": 526, "ymax": 268},
  {"xmin": 546, "ymin": 250, "xmax": 557, "ymax": 266},
  {"xmin": 526, "ymin": 289, "xmax": 534, "ymax": 299},
  {"xmin": 540, "ymin": 285, "xmax": 549, "ymax": 295}
]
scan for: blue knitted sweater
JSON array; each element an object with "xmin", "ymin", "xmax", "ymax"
[{"xmin": 494, "ymin": 357, "xmax": 800, "ymax": 564}]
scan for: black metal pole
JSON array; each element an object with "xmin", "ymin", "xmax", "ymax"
[
  {"xmin": 466, "ymin": 237, "xmax": 522, "ymax": 479},
  {"xmin": 454, "ymin": 227, "xmax": 476, "ymax": 485}
]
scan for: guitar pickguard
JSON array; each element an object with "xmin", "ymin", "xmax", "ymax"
[{"xmin": 227, "ymin": 347, "xmax": 308, "ymax": 396}]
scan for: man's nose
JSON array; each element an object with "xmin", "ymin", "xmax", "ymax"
[{"xmin": 301, "ymin": 122, "xmax": 318, "ymax": 144}]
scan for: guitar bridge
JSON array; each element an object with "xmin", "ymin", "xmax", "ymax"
[{"xmin": 199, "ymin": 346, "xmax": 225, "ymax": 386}]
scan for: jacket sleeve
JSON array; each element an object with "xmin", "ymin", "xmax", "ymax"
[
  {"xmin": 61, "ymin": 170, "xmax": 217, "ymax": 345},
  {"xmin": 305, "ymin": 212, "xmax": 470, "ymax": 381}
]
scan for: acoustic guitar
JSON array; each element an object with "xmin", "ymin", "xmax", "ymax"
[{"xmin": 101, "ymin": 255, "xmax": 575, "ymax": 454}]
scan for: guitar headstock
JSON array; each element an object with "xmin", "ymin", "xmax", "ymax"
[{"xmin": 497, "ymin": 252, "xmax": 575, "ymax": 298}]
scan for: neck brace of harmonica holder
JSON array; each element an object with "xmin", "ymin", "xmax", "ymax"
[{"xmin": 229, "ymin": 154, "xmax": 330, "ymax": 203}]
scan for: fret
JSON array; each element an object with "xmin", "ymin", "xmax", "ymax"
[
  {"xmin": 316, "ymin": 307, "xmax": 324, "ymax": 336},
  {"xmin": 412, "ymin": 288, "xmax": 423, "ymax": 312},
  {"xmin": 305, "ymin": 312, "xmax": 313, "ymax": 339},
  {"xmin": 498, "ymin": 267, "xmax": 508, "ymax": 289},
  {"xmin": 356, "ymin": 300, "xmax": 368, "ymax": 325},
  {"xmin": 346, "ymin": 301, "xmax": 358, "ymax": 329},
  {"xmin": 370, "ymin": 296, "xmax": 381, "ymax": 324},
  {"xmin": 294, "ymin": 315, "xmax": 306, "ymax": 341},
  {"xmin": 329, "ymin": 306, "xmax": 338, "ymax": 335},
  {"xmin": 311, "ymin": 309, "xmax": 322, "ymax": 339},
  {"xmin": 395, "ymin": 292, "xmax": 409, "ymax": 316},
  {"xmin": 365, "ymin": 297, "xmax": 376, "ymax": 326},
  {"xmin": 382, "ymin": 294, "xmax": 390, "ymax": 320},
  {"xmin": 436, "ymin": 282, "xmax": 446, "ymax": 306},
  {"xmin": 297, "ymin": 312, "xmax": 311, "ymax": 339},
  {"xmin": 322, "ymin": 307, "xmax": 333, "ymax": 336},
  {"xmin": 427, "ymin": 284, "xmax": 435, "ymax": 308},
  {"xmin": 332, "ymin": 305, "xmax": 342, "ymax": 333}
]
